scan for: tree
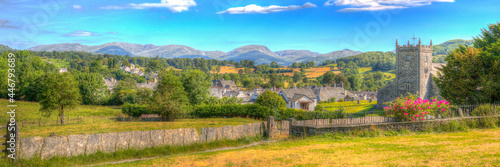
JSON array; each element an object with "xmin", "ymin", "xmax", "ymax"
[
  {"xmin": 337, "ymin": 61, "xmax": 345, "ymax": 70},
  {"xmin": 147, "ymin": 60, "xmax": 163, "ymax": 73},
  {"xmin": 255, "ymin": 90, "xmax": 286, "ymax": 112},
  {"xmin": 38, "ymin": 72, "xmax": 81, "ymax": 125},
  {"xmin": 75, "ymin": 72, "xmax": 107, "ymax": 105},
  {"xmin": 242, "ymin": 78, "xmax": 256, "ymax": 90},
  {"xmin": 89, "ymin": 58, "xmax": 103, "ymax": 73},
  {"xmin": 322, "ymin": 71, "xmax": 336, "ymax": 85},
  {"xmin": 348, "ymin": 74, "xmax": 363, "ymax": 91},
  {"xmin": 435, "ymin": 22, "xmax": 500, "ymax": 104},
  {"xmin": 151, "ymin": 71, "xmax": 189, "ymax": 121},
  {"xmin": 182, "ymin": 70, "xmax": 211, "ymax": 105}
]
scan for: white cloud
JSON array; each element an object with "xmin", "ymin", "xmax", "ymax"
[
  {"xmin": 107, "ymin": 31, "xmax": 118, "ymax": 34},
  {"xmin": 325, "ymin": 0, "xmax": 454, "ymax": 12},
  {"xmin": 101, "ymin": 0, "xmax": 196, "ymax": 13},
  {"xmin": 217, "ymin": 2, "xmax": 317, "ymax": 14},
  {"xmin": 65, "ymin": 31, "xmax": 99, "ymax": 37},
  {"xmin": 73, "ymin": 5, "xmax": 82, "ymax": 9}
]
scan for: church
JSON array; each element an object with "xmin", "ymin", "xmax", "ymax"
[{"xmin": 376, "ymin": 39, "xmax": 444, "ymax": 108}]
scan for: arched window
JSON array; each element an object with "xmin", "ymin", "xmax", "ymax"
[{"xmin": 406, "ymin": 55, "xmax": 410, "ymax": 61}]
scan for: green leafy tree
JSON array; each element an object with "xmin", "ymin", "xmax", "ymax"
[
  {"xmin": 151, "ymin": 71, "xmax": 189, "ymax": 121},
  {"xmin": 75, "ymin": 73, "xmax": 107, "ymax": 105},
  {"xmin": 337, "ymin": 61, "xmax": 345, "ymax": 70},
  {"xmin": 38, "ymin": 72, "xmax": 81, "ymax": 124},
  {"xmin": 348, "ymin": 74, "xmax": 363, "ymax": 91},
  {"xmin": 182, "ymin": 70, "xmax": 211, "ymax": 105},
  {"xmin": 436, "ymin": 22, "xmax": 500, "ymax": 104},
  {"xmin": 255, "ymin": 90, "xmax": 286, "ymax": 113},
  {"xmin": 322, "ymin": 71, "xmax": 336, "ymax": 85}
]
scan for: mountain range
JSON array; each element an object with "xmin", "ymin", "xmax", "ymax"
[{"xmin": 27, "ymin": 42, "xmax": 362, "ymax": 65}]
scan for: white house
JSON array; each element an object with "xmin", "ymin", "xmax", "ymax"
[{"xmin": 279, "ymin": 88, "xmax": 318, "ymax": 111}]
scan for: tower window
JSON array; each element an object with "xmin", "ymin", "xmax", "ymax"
[
  {"xmin": 425, "ymin": 56, "xmax": 427, "ymax": 62},
  {"xmin": 406, "ymin": 56, "xmax": 410, "ymax": 61}
]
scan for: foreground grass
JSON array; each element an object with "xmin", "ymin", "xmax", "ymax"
[
  {"xmin": 108, "ymin": 129, "xmax": 500, "ymax": 167},
  {"xmin": 0, "ymin": 99, "xmax": 260, "ymax": 138}
]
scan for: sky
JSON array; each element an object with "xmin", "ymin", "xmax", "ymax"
[{"xmin": 1, "ymin": 0, "xmax": 499, "ymax": 53}]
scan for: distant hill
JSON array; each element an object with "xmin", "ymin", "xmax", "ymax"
[
  {"xmin": 303, "ymin": 49, "xmax": 363, "ymax": 64},
  {"xmin": 0, "ymin": 44, "xmax": 14, "ymax": 52},
  {"xmin": 27, "ymin": 42, "xmax": 362, "ymax": 65},
  {"xmin": 433, "ymin": 39, "xmax": 473, "ymax": 56}
]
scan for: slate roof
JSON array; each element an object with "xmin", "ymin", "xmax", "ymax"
[
  {"xmin": 431, "ymin": 63, "xmax": 445, "ymax": 76},
  {"xmin": 317, "ymin": 87, "xmax": 346, "ymax": 101},
  {"xmin": 136, "ymin": 83, "xmax": 157, "ymax": 90},
  {"xmin": 289, "ymin": 94, "xmax": 313, "ymax": 102},
  {"xmin": 281, "ymin": 88, "xmax": 317, "ymax": 100}
]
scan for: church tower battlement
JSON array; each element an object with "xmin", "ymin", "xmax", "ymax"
[{"xmin": 376, "ymin": 38, "xmax": 441, "ymax": 108}]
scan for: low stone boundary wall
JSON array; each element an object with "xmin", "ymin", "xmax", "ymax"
[
  {"xmin": 290, "ymin": 117, "xmax": 489, "ymax": 137},
  {"xmin": 20, "ymin": 122, "xmax": 263, "ymax": 160}
]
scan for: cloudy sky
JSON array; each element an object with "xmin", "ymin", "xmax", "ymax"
[{"xmin": 1, "ymin": 0, "xmax": 499, "ymax": 53}]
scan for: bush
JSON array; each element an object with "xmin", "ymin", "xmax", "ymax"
[
  {"xmin": 383, "ymin": 94, "xmax": 451, "ymax": 121},
  {"xmin": 121, "ymin": 103, "xmax": 155, "ymax": 117},
  {"xmin": 471, "ymin": 104, "xmax": 498, "ymax": 116},
  {"xmin": 191, "ymin": 104, "xmax": 272, "ymax": 119}
]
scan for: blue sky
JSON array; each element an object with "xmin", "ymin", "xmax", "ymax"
[{"xmin": 1, "ymin": 0, "xmax": 499, "ymax": 53}]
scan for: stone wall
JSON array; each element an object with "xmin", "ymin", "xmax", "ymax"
[
  {"xmin": 19, "ymin": 122, "xmax": 263, "ymax": 160},
  {"xmin": 290, "ymin": 117, "xmax": 482, "ymax": 137}
]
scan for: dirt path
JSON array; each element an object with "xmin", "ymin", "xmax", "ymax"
[{"xmin": 85, "ymin": 140, "xmax": 275, "ymax": 167}]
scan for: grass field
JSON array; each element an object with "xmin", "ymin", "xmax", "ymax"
[
  {"xmin": 0, "ymin": 99, "xmax": 260, "ymax": 138},
  {"xmin": 41, "ymin": 57, "xmax": 69, "ymax": 68},
  {"xmin": 105, "ymin": 129, "xmax": 500, "ymax": 167},
  {"xmin": 322, "ymin": 100, "xmax": 377, "ymax": 113}
]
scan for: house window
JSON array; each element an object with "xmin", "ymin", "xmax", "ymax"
[
  {"xmin": 300, "ymin": 103, "xmax": 309, "ymax": 110},
  {"xmin": 406, "ymin": 55, "xmax": 410, "ymax": 61}
]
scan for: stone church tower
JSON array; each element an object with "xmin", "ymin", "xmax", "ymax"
[{"xmin": 376, "ymin": 39, "xmax": 441, "ymax": 108}]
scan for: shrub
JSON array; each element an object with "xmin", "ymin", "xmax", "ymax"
[
  {"xmin": 191, "ymin": 104, "xmax": 272, "ymax": 119},
  {"xmin": 471, "ymin": 104, "xmax": 498, "ymax": 116},
  {"xmin": 383, "ymin": 94, "xmax": 451, "ymax": 122},
  {"xmin": 121, "ymin": 103, "xmax": 155, "ymax": 117}
]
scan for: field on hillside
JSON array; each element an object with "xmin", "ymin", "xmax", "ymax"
[
  {"xmin": 322, "ymin": 100, "xmax": 377, "ymax": 113},
  {"xmin": 41, "ymin": 57, "xmax": 69, "ymax": 68},
  {"xmin": 0, "ymin": 99, "xmax": 260, "ymax": 138},
  {"xmin": 212, "ymin": 66, "xmax": 338, "ymax": 78},
  {"xmin": 107, "ymin": 129, "xmax": 500, "ymax": 167}
]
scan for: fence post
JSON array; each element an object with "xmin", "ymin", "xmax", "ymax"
[{"xmin": 267, "ymin": 116, "xmax": 275, "ymax": 138}]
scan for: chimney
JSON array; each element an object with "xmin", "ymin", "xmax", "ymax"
[
  {"xmin": 408, "ymin": 40, "xmax": 410, "ymax": 46},
  {"xmin": 430, "ymin": 39, "xmax": 433, "ymax": 46},
  {"xmin": 418, "ymin": 38, "xmax": 421, "ymax": 46}
]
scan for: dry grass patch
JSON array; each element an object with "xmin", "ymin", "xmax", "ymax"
[{"xmin": 107, "ymin": 129, "xmax": 500, "ymax": 167}]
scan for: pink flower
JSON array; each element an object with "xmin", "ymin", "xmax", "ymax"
[
  {"xmin": 416, "ymin": 114, "xmax": 420, "ymax": 117},
  {"xmin": 421, "ymin": 118, "xmax": 424, "ymax": 121},
  {"xmin": 389, "ymin": 112, "xmax": 392, "ymax": 115},
  {"xmin": 404, "ymin": 113, "xmax": 408, "ymax": 116},
  {"xmin": 427, "ymin": 106, "xmax": 430, "ymax": 109},
  {"xmin": 424, "ymin": 111, "xmax": 427, "ymax": 114},
  {"xmin": 433, "ymin": 99, "xmax": 437, "ymax": 102},
  {"xmin": 430, "ymin": 102, "xmax": 433, "ymax": 105},
  {"xmin": 438, "ymin": 105, "xmax": 441, "ymax": 108},
  {"xmin": 442, "ymin": 108, "xmax": 446, "ymax": 112},
  {"xmin": 445, "ymin": 101, "xmax": 449, "ymax": 105}
]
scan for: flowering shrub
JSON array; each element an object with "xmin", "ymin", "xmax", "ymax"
[{"xmin": 383, "ymin": 94, "xmax": 450, "ymax": 122}]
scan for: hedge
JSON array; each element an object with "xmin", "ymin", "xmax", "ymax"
[{"xmin": 121, "ymin": 103, "xmax": 156, "ymax": 117}]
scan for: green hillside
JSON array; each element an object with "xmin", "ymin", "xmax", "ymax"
[
  {"xmin": 0, "ymin": 44, "xmax": 13, "ymax": 52},
  {"xmin": 433, "ymin": 39, "xmax": 473, "ymax": 56}
]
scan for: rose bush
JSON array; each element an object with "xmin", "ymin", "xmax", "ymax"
[{"xmin": 384, "ymin": 94, "xmax": 450, "ymax": 122}]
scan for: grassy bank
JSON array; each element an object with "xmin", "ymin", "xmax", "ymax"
[{"xmin": 0, "ymin": 99, "xmax": 260, "ymax": 138}]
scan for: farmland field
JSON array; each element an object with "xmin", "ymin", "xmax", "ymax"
[
  {"xmin": 0, "ymin": 99, "xmax": 260, "ymax": 138},
  {"xmin": 106, "ymin": 129, "xmax": 500, "ymax": 167},
  {"xmin": 41, "ymin": 57, "xmax": 69, "ymax": 68}
]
